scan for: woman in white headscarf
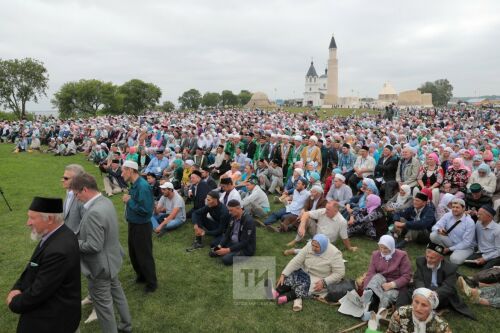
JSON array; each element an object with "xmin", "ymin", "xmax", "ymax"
[
  {"xmin": 384, "ymin": 184, "xmax": 413, "ymax": 212},
  {"xmin": 387, "ymin": 288, "xmax": 452, "ymax": 333},
  {"xmin": 467, "ymin": 163, "xmax": 496, "ymax": 196},
  {"xmin": 436, "ymin": 193, "xmax": 455, "ymax": 220},
  {"xmin": 360, "ymin": 235, "xmax": 412, "ymax": 319}
]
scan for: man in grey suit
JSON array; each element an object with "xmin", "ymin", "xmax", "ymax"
[
  {"xmin": 62, "ymin": 164, "xmax": 85, "ymax": 233},
  {"xmin": 71, "ymin": 173, "xmax": 132, "ymax": 333}
]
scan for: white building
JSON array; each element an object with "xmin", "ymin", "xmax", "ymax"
[
  {"xmin": 303, "ymin": 35, "xmax": 339, "ymax": 107},
  {"xmin": 303, "ymin": 62, "xmax": 328, "ymax": 107}
]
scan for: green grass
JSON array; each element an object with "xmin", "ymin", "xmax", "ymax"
[
  {"xmin": 0, "ymin": 143, "xmax": 495, "ymax": 333},
  {"xmin": 282, "ymin": 107, "xmax": 381, "ymax": 120}
]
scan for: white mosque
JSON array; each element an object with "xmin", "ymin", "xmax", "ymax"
[{"xmin": 303, "ymin": 35, "xmax": 339, "ymax": 107}]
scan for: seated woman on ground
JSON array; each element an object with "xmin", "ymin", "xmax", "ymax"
[
  {"xmin": 383, "ymin": 184, "xmax": 413, "ymax": 225},
  {"xmin": 267, "ymin": 234, "xmax": 345, "ymax": 311},
  {"xmin": 347, "ymin": 194, "xmax": 385, "ymax": 240},
  {"xmin": 387, "ymin": 288, "xmax": 452, "ymax": 333},
  {"xmin": 360, "ymin": 235, "xmax": 412, "ymax": 321}
]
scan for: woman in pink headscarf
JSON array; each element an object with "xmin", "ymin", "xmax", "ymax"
[
  {"xmin": 441, "ymin": 158, "xmax": 470, "ymax": 194},
  {"xmin": 347, "ymin": 194, "xmax": 385, "ymax": 240},
  {"xmin": 463, "ymin": 149, "xmax": 475, "ymax": 170},
  {"xmin": 417, "ymin": 153, "xmax": 444, "ymax": 207}
]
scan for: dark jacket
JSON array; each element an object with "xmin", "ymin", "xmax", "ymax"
[
  {"xmin": 203, "ymin": 176, "xmax": 218, "ymax": 191},
  {"xmin": 137, "ymin": 154, "xmax": 151, "ymax": 171},
  {"xmin": 105, "ymin": 166, "xmax": 127, "ymax": 189},
  {"xmin": 220, "ymin": 212, "xmax": 256, "ymax": 256},
  {"xmin": 394, "ymin": 203, "xmax": 436, "ymax": 231},
  {"xmin": 246, "ymin": 140, "xmax": 257, "ymax": 160},
  {"xmin": 192, "ymin": 203, "xmax": 231, "ymax": 237},
  {"xmin": 9, "ymin": 224, "xmax": 81, "ymax": 333},
  {"xmin": 374, "ymin": 155, "xmax": 400, "ymax": 181},
  {"xmin": 413, "ymin": 256, "xmax": 475, "ymax": 319},
  {"xmin": 303, "ymin": 196, "xmax": 327, "ymax": 212},
  {"xmin": 191, "ymin": 181, "xmax": 210, "ymax": 211}
]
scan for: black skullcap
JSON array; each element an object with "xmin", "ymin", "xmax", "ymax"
[
  {"xmin": 29, "ymin": 197, "xmax": 63, "ymax": 214},
  {"xmin": 427, "ymin": 242, "xmax": 445, "ymax": 256},
  {"xmin": 481, "ymin": 205, "xmax": 496, "ymax": 217},
  {"xmin": 220, "ymin": 177, "xmax": 233, "ymax": 185},
  {"xmin": 385, "ymin": 145, "xmax": 393, "ymax": 151},
  {"xmin": 415, "ymin": 192, "xmax": 428, "ymax": 202},
  {"xmin": 191, "ymin": 170, "xmax": 202, "ymax": 178},
  {"xmin": 361, "ymin": 145, "xmax": 369, "ymax": 151},
  {"xmin": 343, "ymin": 143, "xmax": 350, "ymax": 149}
]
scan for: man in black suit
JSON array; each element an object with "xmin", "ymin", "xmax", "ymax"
[
  {"xmin": 7, "ymin": 197, "xmax": 81, "ymax": 333},
  {"xmin": 374, "ymin": 145, "xmax": 400, "ymax": 201},
  {"xmin": 186, "ymin": 170, "xmax": 210, "ymax": 219},
  {"xmin": 396, "ymin": 242, "xmax": 475, "ymax": 319}
]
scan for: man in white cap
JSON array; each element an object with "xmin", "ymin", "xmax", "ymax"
[
  {"xmin": 151, "ymin": 182, "xmax": 186, "ymax": 238},
  {"xmin": 325, "ymin": 174, "xmax": 353, "ymax": 206},
  {"xmin": 430, "ymin": 198, "xmax": 475, "ymax": 265},
  {"xmin": 286, "ymin": 135, "xmax": 304, "ymax": 178},
  {"xmin": 300, "ymin": 135, "xmax": 322, "ymax": 172},
  {"xmin": 121, "ymin": 160, "xmax": 158, "ymax": 293}
]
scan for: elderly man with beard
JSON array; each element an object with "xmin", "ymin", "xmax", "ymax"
[
  {"xmin": 7, "ymin": 197, "xmax": 81, "ymax": 333},
  {"xmin": 396, "ymin": 242, "xmax": 475, "ymax": 320}
]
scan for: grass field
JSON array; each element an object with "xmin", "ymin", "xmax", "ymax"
[{"xmin": 0, "ymin": 143, "xmax": 496, "ymax": 333}]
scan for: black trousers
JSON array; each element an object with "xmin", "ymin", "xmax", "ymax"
[{"xmin": 128, "ymin": 222, "xmax": 157, "ymax": 288}]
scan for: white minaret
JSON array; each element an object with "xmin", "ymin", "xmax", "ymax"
[{"xmin": 324, "ymin": 34, "xmax": 338, "ymax": 106}]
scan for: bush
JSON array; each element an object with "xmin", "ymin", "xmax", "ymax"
[{"xmin": 0, "ymin": 111, "xmax": 35, "ymax": 121}]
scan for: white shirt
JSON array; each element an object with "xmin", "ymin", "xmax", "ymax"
[{"xmin": 308, "ymin": 209, "xmax": 348, "ymax": 243}]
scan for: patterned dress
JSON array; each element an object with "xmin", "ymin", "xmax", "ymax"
[
  {"xmin": 442, "ymin": 169, "xmax": 469, "ymax": 194},
  {"xmin": 387, "ymin": 305, "xmax": 452, "ymax": 333},
  {"xmin": 347, "ymin": 208, "xmax": 384, "ymax": 239}
]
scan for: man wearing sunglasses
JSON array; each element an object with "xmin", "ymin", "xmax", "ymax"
[{"xmin": 61, "ymin": 164, "xmax": 85, "ymax": 234}]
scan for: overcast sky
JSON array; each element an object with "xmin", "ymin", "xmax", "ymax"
[{"xmin": 1, "ymin": 0, "xmax": 499, "ymax": 112}]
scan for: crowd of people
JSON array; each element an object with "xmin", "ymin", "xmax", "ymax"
[{"xmin": 4, "ymin": 106, "xmax": 500, "ymax": 332}]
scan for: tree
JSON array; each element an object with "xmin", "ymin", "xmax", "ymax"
[
  {"xmin": 160, "ymin": 101, "xmax": 175, "ymax": 112},
  {"xmin": 201, "ymin": 92, "xmax": 221, "ymax": 107},
  {"xmin": 221, "ymin": 90, "xmax": 238, "ymax": 106},
  {"xmin": 418, "ymin": 79, "xmax": 453, "ymax": 106},
  {"xmin": 178, "ymin": 89, "xmax": 202, "ymax": 110},
  {"xmin": 0, "ymin": 58, "xmax": 49, "ymax": 119},
  {"xmin": 118, "ymin": 79, "xmax": 162, "ymax": 115},
  {"xmin": 238, "ymin": 90, "xmax": 252, "ymax": 106},
  {"xmin": 52, "ymin": 79, "xmax": 120, "ymax": 117}
]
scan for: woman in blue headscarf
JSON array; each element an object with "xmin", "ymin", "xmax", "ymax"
[{"xmin": 267, "ymin": 234, "xmax": 345, "ymax": 311}]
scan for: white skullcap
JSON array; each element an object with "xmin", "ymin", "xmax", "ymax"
[{"xmin": 334, "ymin": 174, "xmax": 346, "ymax": 182}]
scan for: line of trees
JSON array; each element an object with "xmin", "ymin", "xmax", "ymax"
[
  {"xmin": 51, "ymin": 78, "xmax": 162, "ymax": 117},
  {"xmin": 178, "ymin": 89, "xmax": 252, "ymax": 110}
]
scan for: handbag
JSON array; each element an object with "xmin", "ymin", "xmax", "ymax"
[{"xmin": 325, "ymin": 279, "xmax": 356, "ymax": 303}]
